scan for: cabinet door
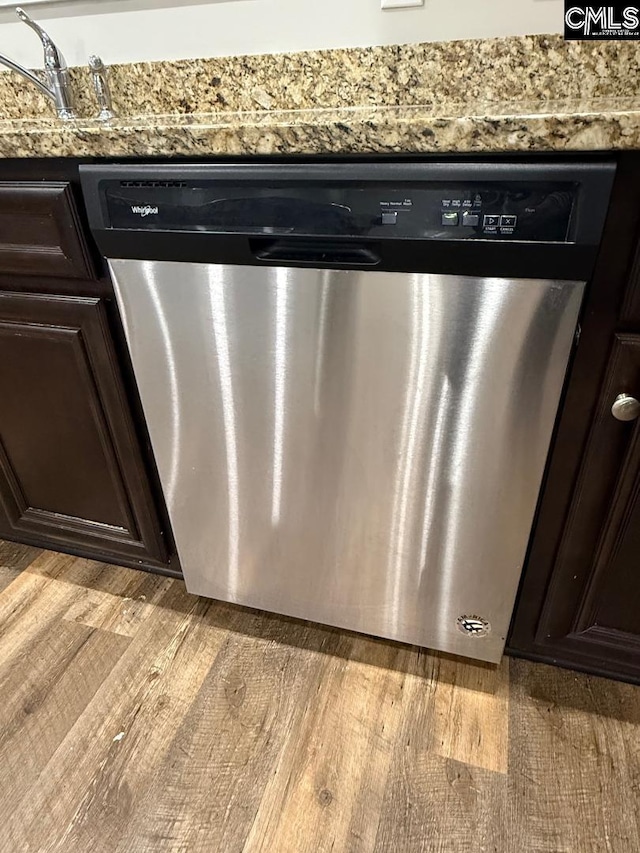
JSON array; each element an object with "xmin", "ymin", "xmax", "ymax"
[
  {"xmin": 532, "ymin": 333, "xmax": 640, "ymax": 679},
  {"xmin": 0, "ymin": 291, "xmax": 167, "ymax": 564},
  {"xmin": 0, "ymin": 183, "xmax": 95, "ymax": 279}
]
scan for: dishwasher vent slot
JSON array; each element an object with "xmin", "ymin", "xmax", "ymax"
[{"xmin": 119, "ymin": 180, "xmax": 187, "ymax": 188}]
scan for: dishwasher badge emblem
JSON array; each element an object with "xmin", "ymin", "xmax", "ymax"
[
  {"xmin": 456, "ymin": 615, "xmax": 491, "ymax": 637},
  {"xmin": 131, "ymin": 205, "xmax": 159, "ymax": 217}
]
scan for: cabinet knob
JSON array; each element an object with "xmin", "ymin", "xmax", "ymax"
[{"xmin": 611, "ymin": 393, "xmax": 640, "ymax": 422}]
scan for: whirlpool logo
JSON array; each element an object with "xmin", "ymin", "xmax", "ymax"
[
  {"xmin": 131, "ymin": 204, "xmax": 159, "ymax": 217},
  {"xmin": 564, "ymin": 3, "xmax": 640, "ymax": 39}
]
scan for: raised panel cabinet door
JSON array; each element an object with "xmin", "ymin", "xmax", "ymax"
[
  {"xmin": 0, "ymin": 183, "xmax": 95, "ymax": 280},
  {"xmin": 0, "ymin": 291, "xmax": 167, "ymax": 563},
  {"xmin": 534, "ymin": 333, "xmax": 640, "ymax": 679}
]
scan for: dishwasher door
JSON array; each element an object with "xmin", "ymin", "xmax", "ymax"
[{"xmin": 109, "ymin": 259, "xmax": 583, "ymax": 662}]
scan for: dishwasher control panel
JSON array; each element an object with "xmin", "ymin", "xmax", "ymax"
[{"xmin": 101, "ymin": 179, "xmax": 578, "ymax": 243}]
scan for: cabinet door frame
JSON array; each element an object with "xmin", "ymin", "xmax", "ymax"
[{"xmin": 0, "ymin": 290, "xmax": 167, "ymax": 564}]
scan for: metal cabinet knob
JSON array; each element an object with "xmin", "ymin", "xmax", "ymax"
[{"xmin": 611, "ymin": 393, "xmax": 640, "ymax": 422}]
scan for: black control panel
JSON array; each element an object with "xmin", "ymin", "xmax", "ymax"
[
  {"xmin": 80, "ymin": 161, "xmax": 616, "ymax": 279},
  {"xmin": 102, "ymin": 180, "xmax": 577, "ymax": 243}
]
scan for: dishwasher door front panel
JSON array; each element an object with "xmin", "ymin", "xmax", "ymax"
[{"xmin": 108, "ymin": 260, "xmax": 583, "ymax": 662}]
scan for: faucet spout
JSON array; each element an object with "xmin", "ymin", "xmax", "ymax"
[
  {"xmin": 0, "ymin": 7, "xmax": 75, "ymax": 121},
  {"xmin": 16, "ymin": 7, "xmax": 66, "ymax": 72},
  {"xmin": 0, "ymin": 53, "xmax": 53, "ymax": 101}
]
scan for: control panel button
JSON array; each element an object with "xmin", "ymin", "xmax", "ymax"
[
  {"xmin": 483, "ymin": 214, "xmax": 500, "ymax": 229},
  {"xmin": 500, "ymin": 214, "xmax": 517, "ymax": 228},
  {"xmin": 381, "ymin": 211, "xmax": 397, "ymax": 225},
  {"xmin": 441, "ymin": 212, "xmax": 459, "ymax": 226},
  {"xmin": 462, "ymin": 211, "xmax": 480, "ymax": 227}
]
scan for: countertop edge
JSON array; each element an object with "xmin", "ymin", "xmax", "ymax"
[{"xmin": 0, "ymin": 106, "xmax": 637, "ymax": 158}]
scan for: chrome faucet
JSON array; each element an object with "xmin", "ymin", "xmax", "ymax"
[{"xmin": 0, "ymin": 7, "xmax": 75, "ymax": 121}]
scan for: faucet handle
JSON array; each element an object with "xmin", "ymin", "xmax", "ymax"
[{"xmin": 16, "ymin": 7, "xmax": 67, "ymax": 71}]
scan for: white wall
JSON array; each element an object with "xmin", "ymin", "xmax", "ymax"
[{"xmin": 0, "ymin": 0, "xmax": 563, "ymax": 68}]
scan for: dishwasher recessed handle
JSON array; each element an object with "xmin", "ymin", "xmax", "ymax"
[{"xmin": 250, "ymin": 238, "xmax": 381, "ymax": 267}]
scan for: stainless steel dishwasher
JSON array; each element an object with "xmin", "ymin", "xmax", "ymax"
[{"xmin": 81, "ymin": 161, "xmax": 614, "ymax": 662}]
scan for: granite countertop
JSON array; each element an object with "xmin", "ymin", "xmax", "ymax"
[
  {"xmin": 0, "ymin": 35, "xmax": 638, "ymax": 158},
  {"xmin": 0, "ymin": 98, "xmax": 638, "ymax": 158}
]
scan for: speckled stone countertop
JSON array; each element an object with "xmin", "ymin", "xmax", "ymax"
[{"xmin": 0, "ymin": 35, "xmax": 638, "ymax": 158}]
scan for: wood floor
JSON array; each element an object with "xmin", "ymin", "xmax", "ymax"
[{"xmin": 0, "ymin": 540, "xmax": 638, "ymax": 853}]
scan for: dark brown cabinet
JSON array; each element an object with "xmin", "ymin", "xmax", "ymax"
[
  {"xmin": 509, "ymin": 154, "xmax": 640, "ymax": 682},
  {"xmin": 0, "ymin": 181, "xmax": 95, "ymax": 279},
  {"xmin": 0, "ymin": 169, "xmax": 177, "ymax": 575},
  {"xmin": 523, "ymin": 334, "xmax": 640, "ymax": 678},
  {"xmin": 0, "ymin": 291, "xmax": 167, "ymax": 565}
]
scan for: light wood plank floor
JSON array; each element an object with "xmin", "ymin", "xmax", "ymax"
[{"xmin": 0, "ymin": 540, "xmax": 638, "ymax": 853}]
